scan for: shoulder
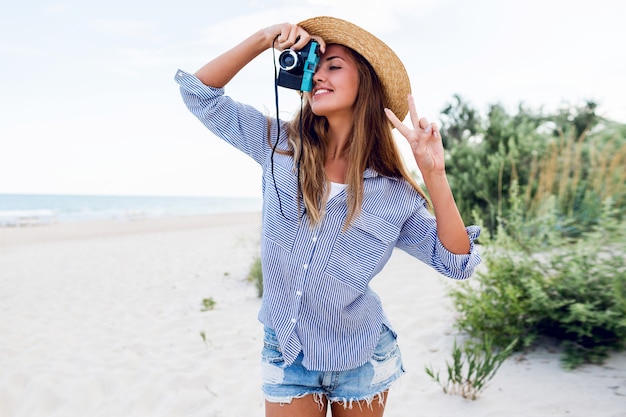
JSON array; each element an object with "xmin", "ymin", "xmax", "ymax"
[
  {"xmin": 362, "ymin": 174, "xmax": 427, "ymax": 224},
  {"xmin": 364, "ymin": 173, "xmax": 426, "ymax": 206}
]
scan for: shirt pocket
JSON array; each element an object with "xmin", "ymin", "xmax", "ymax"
[
  {"xmin": 263, "ymin": 162, "xmax": 302, "ymax": 252},
  {"xmin": 325, "ymin": 210, "xmax": 399, "ymax": 293}
]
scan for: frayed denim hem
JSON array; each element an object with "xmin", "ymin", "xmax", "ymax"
[
  {"xmin": 264, "ymin": 392, "xmax": 327, "ymax": 411},
  {"xmin": 328, "ymin": 390, "xmax": 387, "ymax": 411},
  {"xmin": 265, "ymin": 390, "xmax": 387, "ymax": 411}
]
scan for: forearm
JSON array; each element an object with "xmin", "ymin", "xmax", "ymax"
[
  {"xmin": 423, "ymin": 171, "xmax": 471, "ymax": 254},
  {"xmin": 194, "ymin": 28, "xmax": 275, "ymax": 88}
]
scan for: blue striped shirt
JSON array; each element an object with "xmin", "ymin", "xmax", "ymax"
[{"xmin": 175, "ymin": 70, "xmax": 481, "ymax": 372}]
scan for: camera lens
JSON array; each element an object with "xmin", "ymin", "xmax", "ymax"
[{"xmin": 279, "ymin": 49, "xmax": 299, "ymax": 71}]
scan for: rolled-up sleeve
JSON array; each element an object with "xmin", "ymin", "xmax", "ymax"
[
  {"xmin": 175, "ymin": 69, "xmax": 275, "ymax": 165},
  {"xmin": 396, "ymin": 198, "xmax": 481, "ymax": 280}
]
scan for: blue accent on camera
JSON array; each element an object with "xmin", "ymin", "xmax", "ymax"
[{"xmin": 300, "ymin": 41, "xmax": 320, "ymax": 92}]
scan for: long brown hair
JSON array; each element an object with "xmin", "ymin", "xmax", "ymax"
[{"xmin": 276, "ymin": 45, "xmax": 428, "ymax": 228}]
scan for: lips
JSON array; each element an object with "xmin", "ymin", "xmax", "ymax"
[{"xmin": 313, "ymin": 88, "xmax": 332, "ymax": 97}]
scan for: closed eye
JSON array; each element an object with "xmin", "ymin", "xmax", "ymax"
[{"xmin": 324, "ymin": 55, "xmax": 345, "ymax": 71}]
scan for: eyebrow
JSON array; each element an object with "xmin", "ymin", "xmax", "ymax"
[{"xmin": 324, "ymin": 56, "xmax": 346, "ymax": 62}]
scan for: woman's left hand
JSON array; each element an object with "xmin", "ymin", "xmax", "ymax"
[{"xmin": 385, "ymin": 94, "xmax": 445, "ymax": 175}]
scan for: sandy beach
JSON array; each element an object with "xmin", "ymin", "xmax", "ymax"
[{"xmin": 1, "ymin": 212, "xmax": 624, "ymax": 417}]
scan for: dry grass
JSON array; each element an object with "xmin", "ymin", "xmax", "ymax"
[{"xmin": 524, "ymin": 127, "xmax": 626, "ymax": 219}]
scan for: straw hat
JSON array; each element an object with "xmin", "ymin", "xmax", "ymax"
[{"xmin": 298, "ymin": 16, "xmax": 411, "ymax": 120}]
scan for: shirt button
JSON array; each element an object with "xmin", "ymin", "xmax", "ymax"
[
  {"xmin": 296, "ymin": 290, "xmax": 302, "ymax": 297},
  {"xmin": 303, "ymin": 264, "xmax": 308, "ymax": 270},
  {"xmin": 290, "ymin": 318, "xmax": 297, "ymax": 323},
  {"xmin": 312, "ymin": 236, "xmax": 317, "ymax": 242}
]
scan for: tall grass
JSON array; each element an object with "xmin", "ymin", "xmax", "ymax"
[{"xmin": 523, "ymin": 126, "xmax": 626, "ymax": 235}]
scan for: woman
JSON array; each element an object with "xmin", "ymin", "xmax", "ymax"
[{"xmin": 175, "ymin": 16, "xmax": 481, "ymax": 417}]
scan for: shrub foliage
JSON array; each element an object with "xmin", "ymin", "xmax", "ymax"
[
  {"xmin": 449, "ymin": 186, "xmax": 626, "ymax": 369},
  {"xmin": 440, "ymin": 96, "xmax": 626, "ymax": 237}
]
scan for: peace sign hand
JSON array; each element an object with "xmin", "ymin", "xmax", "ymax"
[{"xmin": 385, "ymin": 94, "xmax": 445, "ymax": 175}]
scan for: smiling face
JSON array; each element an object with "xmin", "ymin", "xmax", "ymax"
[{"xmin": 308, "ymin": 44, "xmax": 360, "ymax": 120}]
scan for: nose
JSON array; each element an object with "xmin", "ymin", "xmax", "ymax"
[{"xmin": 313, "ymin": 67, "xmax": 325, "ymax": 84}]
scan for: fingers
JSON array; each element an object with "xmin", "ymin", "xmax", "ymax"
[
  {"xmin": 431, "ymin": 122, "xmax": 440, "ymax": 138},
  {"xmin": 408, "ymin": 95, "xmax": 433, "ymax": 133},
  {"xmin": 273, "ymin": 24, "xmax": 324, "ymax": 52},
  {"xmin": 274, "ymin": 23, "xmax": 304, "ymax": 50},
  {"xmin": 384, "ymin": 108, "xmax": 399, "ymax": 125},
  {"xmin": 384, "ymin": 108, "xmax": 411, "ymax": 138},
  {"xmin": 408, "ymin": 95, "xmax": 440, "ymax": 136},
  {"xmin": 408, "ymin": 94, "xmax": 419, "ymax": 128},
  {"xmin": 310, "ymin": 35, "xmax": 326, "ymax": 53},
  {"xmin": 388, "ymin": 95, "xmax": 442, "ymax": 144},
  {"xmin": 292, "ymin": 28, "xmax": 311, "ymax": 50}
]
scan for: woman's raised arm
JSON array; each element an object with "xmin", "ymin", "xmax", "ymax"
[{"xmin": 194, "ymin": 23, "xmax": 323, "ymax": 88}]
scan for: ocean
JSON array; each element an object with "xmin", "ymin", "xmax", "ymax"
[{"xmin": 0, "ymin": 194, "xmax": 263, "ymax": 225}]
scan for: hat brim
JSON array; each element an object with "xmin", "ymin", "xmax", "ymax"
[{"xmin": 298, "ymin": 16, "xmax": 411, "ymax": 120}]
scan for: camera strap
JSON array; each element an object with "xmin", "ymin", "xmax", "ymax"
[{"xmin": 271, "ymin": 37, "xmax": 306, "ymax": 222}]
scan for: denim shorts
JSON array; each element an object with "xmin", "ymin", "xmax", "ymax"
[{"xmin": 260, "ymin": 325, "xmax": 405, "ymax": 406}]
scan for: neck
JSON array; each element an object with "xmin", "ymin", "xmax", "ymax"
[
  {"xmin": 326, "ymin": 117, "xmax": 352, "ymax": 161},
  {"xmin": 324, "ymin": 121, "xmax": 351, "ymax": 184}
]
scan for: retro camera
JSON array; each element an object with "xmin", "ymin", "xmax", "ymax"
[{"xmin": 277, "ymin": 40, "xmax": 320, "ymax": 92}]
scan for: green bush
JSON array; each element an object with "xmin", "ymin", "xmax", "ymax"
[
  {"xmin": 441, "ymin": 97, "xmax": 626, "ymax": 237},
  {"xmin": 449, "ymin": 192, "xmax": 626, "ymax": 369}
]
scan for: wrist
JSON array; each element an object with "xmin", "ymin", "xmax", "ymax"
[
  {"xmin": 422, "ymin": 169, "xmax": 448, "ymax": 185},
  {"xmin": 422, "ymin": 170, "xmax": 452, "ymax": 201},
  {"xmin": 259, "ymin": 25, "xmax": 282, "ymax": 50}
]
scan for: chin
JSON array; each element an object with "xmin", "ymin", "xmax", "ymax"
[{"xmin": 310, "ymin": 105, "xmax": 328, "ymax": 117}]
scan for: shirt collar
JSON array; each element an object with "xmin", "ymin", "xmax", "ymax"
[
  {"xmin": 363, "ymin": 167, "xmax": 401, "ymax": 182},
  {"xmin": 363, "ymin": 168, "xmax": 378, "ymax": 179}
]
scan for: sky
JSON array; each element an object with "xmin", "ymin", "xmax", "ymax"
[{"xmin": 1, "ymin": 0, "xmax": 625, "ymax": 198}]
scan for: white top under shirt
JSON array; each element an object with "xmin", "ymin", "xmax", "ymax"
[{"xmin": 329, "ymin": 182, "xmax": 348, "ymax": 200}]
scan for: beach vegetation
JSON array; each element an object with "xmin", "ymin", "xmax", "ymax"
[
  {"xmin": 437, "ymin": 95, "xmax": 626, "ymax": 371},
  {"xmin": 247, "ymin": 255, "xmax": 263, "ymax": 297},
  {"xmin": 425, "ymin": 335, "xmax": 517, "ymax": 400},
  {"xmin": 201, "ymin": 297, "xmax": 217, "ymax": 311},
  {"xmin": 440, "ymin": 96, "xmax": 625, "ymax": 238},
  {"xmin": 448, "ymin": 182, "xmax": 626, "ymax": 369}
]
